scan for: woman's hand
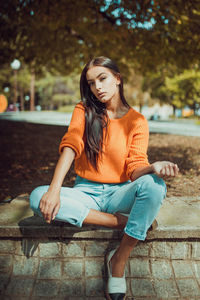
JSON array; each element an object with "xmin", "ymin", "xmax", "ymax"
[
  {"xmin": 39, "ymin": 189, "xmax": 60, "ymax": 223},
  {"xmin": 151, "ymin": 161, "xmax": 179, "ymax": 177},
  {"xmin": 38, "ymin": 147, "xmax": 75, "ymax": 223}
]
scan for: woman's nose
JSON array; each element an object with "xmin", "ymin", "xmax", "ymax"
[{"xmin": 95, "ymin": 81, "xmax": 101, "ymax": 90}]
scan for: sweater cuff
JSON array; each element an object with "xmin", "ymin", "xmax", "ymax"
[{"xmin": 126, "ymin": 162, "xmax": 150, "ymax": 179}]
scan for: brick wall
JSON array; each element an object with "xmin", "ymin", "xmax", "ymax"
[{"xmin": 1, "ymin": 238, "xmax": 200, "ymax": 299}]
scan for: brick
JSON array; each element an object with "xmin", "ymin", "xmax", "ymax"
[
  {"xmin": 0, "ymin": 255, "xmax": 13, "ymax": 273},
  {"xmin": 171, "ymin": 242, "xmax": 190, "ymax": 259},
  {"xmin": 5, "ymin": 278, "xmax": 34, "ymax": 296},
  {"xmin": 85, "ymin": 278, "xmax": 104, "ymax": 297},
  {"xmin": 63, "ymin": 241, "xmax": 84, "ymax": 257},
  {"xmin": 0, "ymin": 240, "xmax": 15, "ymax": 253},
  {"xmin": 151, "ymin": 259, "xmax": 173, "ymax": 279},
  {"xmin": 85, "ymin": 259, "xmax": 104, "ymax": 277},
  {"xmin": 85, "ymin": 241, "xmax": 108, "ymax": 257},
  {"xmin": 150, "ymin": 241, "xmax": 171, "ymax": 259},
  {"xmin": 129, "ymin": 258, "xmax": 150, "ymax": 277},
  {"xmin": 63, "ymin": 260, "xmax": 83, "ymax": 278},
  {"xmin": 64, "ymin": 298, "xmax": 84, "ymax": 300},
  {"xmin": 176, "ymin": 278, "xmax": 200, "ymax": 297},
  {"xmin": 0, "ymin": 297, "xmax": 12, "ymax": 300},
  {"xmin": 192, "ymin": 261, "xmax": 200, "ymax": 283},
  {"xmin": 131, "ymin": 278, "xmax": 155, "ymax": 297},
  {"xmin": 172, "ymin": 260, "xmax": 194, "ymax": 278},
  {"xmin": 33, "ymin": 280, "xmax": 60, "ymax": 297},
  {"xmin": 191, "ymin": 241, "xmax": 200, "ymax": 259},
  {"xmin": 67, "ymin": 298, "xmax": 106, "ymax": 300},
  {"xmin": 15, "ymin": 239, "xmax": 39, "ymax": 257},
  {"xmin": 32, "ymin": 298, "xmax": 57, "ymax": 300},
  {"xmin": 0, "ymin": 273, "xmax": 10, "ymax": 295},
  {"xmin": 38, "ymin": 259, "xmax": 62, "ymax": 279},
  {"xmin": 154, "ymin": 279, "xmax": 179, "ymax": 298},
  {"xmin": 7, "ymin": 298, "xmax": 29, "ymax": 300},
  {"xmin": 84, "ymin": 298, "xmax": 107, "ymax": 300},
  {"xmin": 59, "ymin": 279, "xmax": 84, "ymax": 296},
  {"xmin": 130, "ymin": 242, "xmax": 150, "ymax": 257},
  {"xmin": 39, "ymin": 241, "xmax": 61, "ymax": 257},
  {"xmin": 61, "ymin": 298, "xmax": 84, "ymax": 300},
  {"xmin": 131, "ymin": 298, "xmax": 155, "ymax": 300},
  {"xmin": 13, "ymin": 256, "xmax": 38, "ymax": 276}
]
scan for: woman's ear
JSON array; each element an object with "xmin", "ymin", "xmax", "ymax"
[{"xmin": 116, "ymin": 73, "xmax": 121, "ymax": 85}]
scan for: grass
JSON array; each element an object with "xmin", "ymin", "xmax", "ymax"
[
  {"xmin": 195, "ymin": 120, "xmax": 200, "ymax": 125},
  {"xmin": 57, "ymin": 105, "xmax": 76, "ymax": 113}
]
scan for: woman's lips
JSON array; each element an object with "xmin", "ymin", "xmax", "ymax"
[{"xmin": 98, "ymin": 92, "xmax": 106, "ymax": 98}]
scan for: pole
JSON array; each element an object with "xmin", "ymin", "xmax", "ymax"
[
  {"xmin": 30, "ymin": 65, "xmax": 35, "ymax": 111},
  {"xmin": 13, "ymin": 69, "xmax": 18, "ymax": 110}
]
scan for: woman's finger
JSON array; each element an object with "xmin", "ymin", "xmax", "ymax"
[
  {"xmin": 174, "ymin": 164, "xmax": 179, "ymax": 175},
  {"xmin": 169, "ymin": 164, "xmax": 175, "ymax": 176},
  {"xmin": 161, "ymin": 167, "xmax": 166, "ymax": 176},
  {"xmin": 165, "ymin": 165, "xmax": 171, "ymax": 176},
  {"xmin": 52, "ymin": 203, "xmax": 60, "ymax": 220},
  {"xmin": 43, "ymin": 202, "xmax": 54, "ymax": 223}
]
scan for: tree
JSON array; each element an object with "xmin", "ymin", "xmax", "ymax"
[
  {"xmin": 165, "ymin": 69, "xmax": 200, "ymax": 113},
  {"xmin": 36, "ymin": 70, "xmax": 80, "ymax": 110},
  {"xmin": 1, "ymin": 0, "xmax": 199, "ymax": 111},
  {"xmin": 142, "ymin": 67, "xmax": 200, "ymax": 114},
  {"xmin": 0, "ymin": 63, "xmax": 31, "ymax": 110},
  {"xmin": 1, "ymin": 0, "xmax": 200, "ymax": 74}
]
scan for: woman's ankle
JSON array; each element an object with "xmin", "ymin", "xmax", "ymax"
[
  {"xmin": 114, "ymin": 213, "xmax": 128, "ymax": 229},
  {"xmin": 110, "ymin": 253, "xmax": 126, "ymax": 277}
]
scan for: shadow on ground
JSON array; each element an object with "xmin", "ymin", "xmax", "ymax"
[{"xmin": 0, "ymin": 121, "xmax": 200, "ymax": 201}]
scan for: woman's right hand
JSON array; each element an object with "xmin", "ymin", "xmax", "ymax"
[
  {"xmin": 39, "ymin": 189, "xmax": 60, "ymax": 223},
  {"xmin": 38, "ymin": 147, "xmax": 75, "ymax": 223}
]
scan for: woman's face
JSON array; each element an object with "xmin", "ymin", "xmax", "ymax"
[{"xmin": 86, "ymin": 66, "xmax": 120, "ymax": 103}]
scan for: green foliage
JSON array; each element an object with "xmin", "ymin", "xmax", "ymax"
[
  {"xmin": 142, "ymin": 67, "xmax": 200, "ymax": 111},
  {"xmin": 1, "ymin": 0, "xmax": 200, "ymax": 110},
  {"xmin": 0, "ymin": 63, "xmax": 31, "ymax": 104},
  {"xmin": 36, "ymin": 70, "xmax": 80, "ymax": 109},
  {"xmin": 0, "ymin": 0, "xmax": 200, "ymax": 74},
  {"xmin": 165, "ymin": 69, "xmax": 200, "ymax": 109},
  {"xmin": 57, "ymin": 105, "xmax": 76, "ymax": 113}
]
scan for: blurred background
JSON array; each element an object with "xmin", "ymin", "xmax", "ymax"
[{"xmin": 0, "ymin": 0, "xmax": 200, "ymax": 120}]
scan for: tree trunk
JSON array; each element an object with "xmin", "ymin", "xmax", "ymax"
[
  {"xmin": 30, "ymin": 65, "xmax": 35, "ymax": 111},
  {"xmin": 13, "ymin": 69, "xmax": 18, "ymax": 110},
  {"xmin": 172, "ymin": 104, "xmax": 176, "ymax": 116},
  {"xmin": 19, "ymin": 87, "xmax": 24, "ymax": 111}
]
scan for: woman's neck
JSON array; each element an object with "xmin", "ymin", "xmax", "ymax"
[{"xmin": 106, "ymin": 96, "xmax": 129, "ymax": 120}]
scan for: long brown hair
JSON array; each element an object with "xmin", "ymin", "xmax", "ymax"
[{"xmin": 80, "ymin": 56, "xmax": 129, "ymax": 170}]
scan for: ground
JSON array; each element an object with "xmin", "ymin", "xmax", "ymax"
[{"xmin": 0, "ymin": 119, "xmax": 200, "ymax": 203}]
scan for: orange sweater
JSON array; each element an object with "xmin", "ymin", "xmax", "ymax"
[{"xmin": 59, "ymin": 102, "xmax": 150, "ymax": 183}]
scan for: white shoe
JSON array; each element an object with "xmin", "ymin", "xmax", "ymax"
[{"xmin": 106, "ymin": 249, "xmax": 126, "ymax": 300}]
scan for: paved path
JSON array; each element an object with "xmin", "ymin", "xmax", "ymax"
[{"xmin": 0, "ymin": 111, "xmax": 200, "ymax": 137}]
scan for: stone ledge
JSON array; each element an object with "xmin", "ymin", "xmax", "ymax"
[{"xmin": 0, "ymin": 194, "xmax": 200, "ymax": 240}]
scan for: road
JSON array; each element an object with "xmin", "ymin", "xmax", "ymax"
[{"xmin": 0, "ymin": 111, "xmax": 200, "ymax": 137}]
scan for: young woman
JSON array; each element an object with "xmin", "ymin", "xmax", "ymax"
[{"xmin": 30, "ymin": 56, "xmax": 179, "ymax": 300}]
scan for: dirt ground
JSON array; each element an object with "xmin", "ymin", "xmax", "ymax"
[{"xmin": 0, "ymin": 119, "xmax": 200, "ymax": 203}]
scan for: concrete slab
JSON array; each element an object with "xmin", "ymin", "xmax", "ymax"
[{"xmin": 0, "ymin": 194, "xmax": 200, "ymax": 239}]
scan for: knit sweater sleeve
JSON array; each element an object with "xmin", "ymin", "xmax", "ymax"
[
  {"xmin": 125, "ymin": 115, "xmax": 150, "ymax": 178},
  {"xmin": 59, "ymin": 102, "xmax": 85, "ymax": 158}
]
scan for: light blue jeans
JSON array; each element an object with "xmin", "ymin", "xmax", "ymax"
[{"xmin": 30, "ymin": 174, "xmax": 167, "ymax": 241}]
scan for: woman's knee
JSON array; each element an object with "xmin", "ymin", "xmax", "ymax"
[
  {"xmin": 29, "ymin": 185, "xmax": 49, "ymax": 212},
  {"xmin": 138, "ymin": 174, "xmax": 167, "ymax": 206}
]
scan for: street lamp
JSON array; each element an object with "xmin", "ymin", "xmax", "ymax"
[{"xmin": 10, "ymin": 59, "xmax": 21, "ymax": 110}]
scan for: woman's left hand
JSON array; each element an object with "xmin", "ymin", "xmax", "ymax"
[{"xmin": 151, "ymin": 161, "xmax": 179, "ymax": 177}]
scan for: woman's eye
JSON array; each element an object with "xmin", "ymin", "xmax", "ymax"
[
  {"xmin": 89, "ymin": 82, "xmax": 94, "ymax": 86},
  {"xmin": 100, "ymin": 77, "xmax": 106, "ymax": 81}
]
